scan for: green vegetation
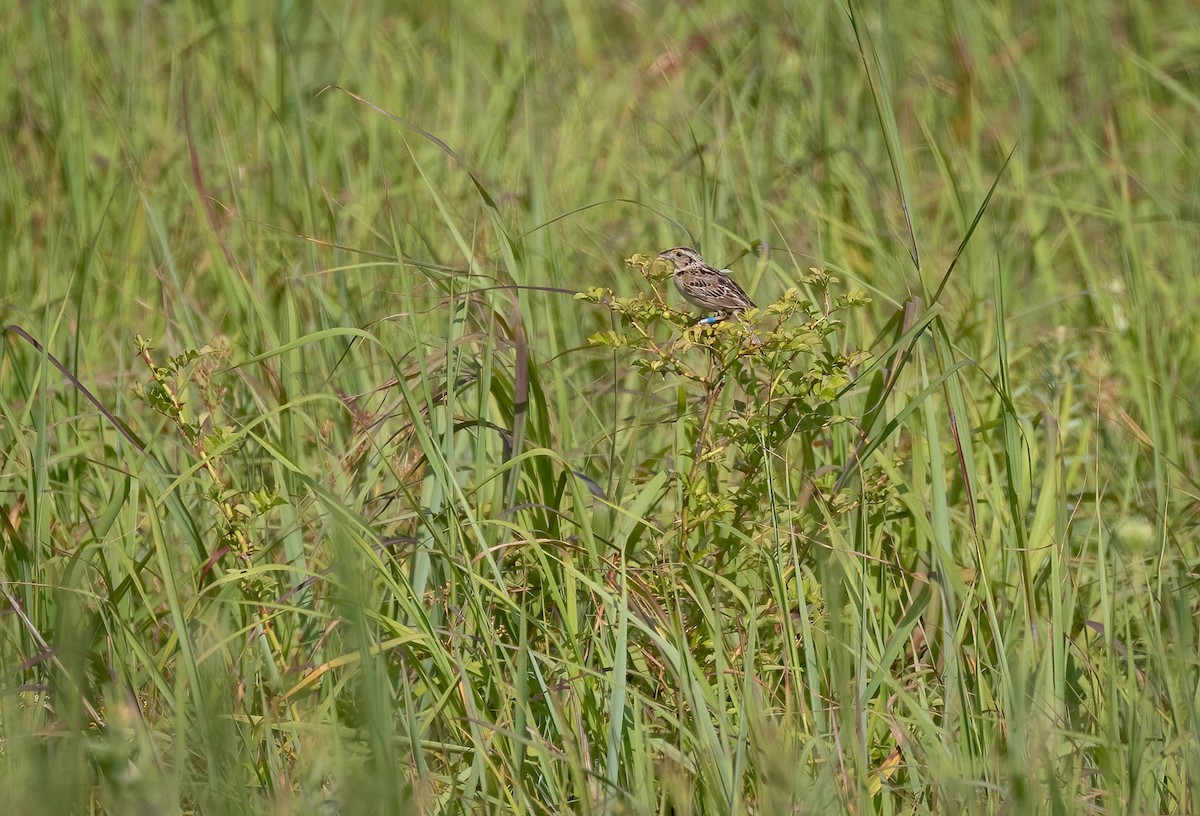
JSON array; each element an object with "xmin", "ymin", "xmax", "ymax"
[{"xmin": 2, "ymin": 1, "xmax": 1198, "ymax": 813}]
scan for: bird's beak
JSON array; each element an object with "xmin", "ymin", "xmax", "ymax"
[{"xmin": 657, "ymin": 251, "xmax": 670, "ymax": 260}]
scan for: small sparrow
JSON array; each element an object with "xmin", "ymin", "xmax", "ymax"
[{"xmin": 658, "ymin": 246, "xmax": 756, "ymax": 323}]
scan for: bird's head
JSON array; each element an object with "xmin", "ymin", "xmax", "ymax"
[{"xmin": 657, "ymin": 246, "xmax": 703, "ymax": 270}]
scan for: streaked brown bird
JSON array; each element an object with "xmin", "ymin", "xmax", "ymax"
[{"xmin": 657, "ymin": 246, "xmax": 755, "ymax": 323}]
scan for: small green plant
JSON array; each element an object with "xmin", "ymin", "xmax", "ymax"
[
  {"xmin": 578, "ymin": 253, "xmax": 872, "ymax": 555},
  {"xmin": 133, "ymin": 336, "xmax": 283, "ymax": 589}
]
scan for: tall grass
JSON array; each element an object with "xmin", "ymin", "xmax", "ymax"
[{"xmin": 2, "ymin": 1, "xmax": 1198, "ymax": 813}]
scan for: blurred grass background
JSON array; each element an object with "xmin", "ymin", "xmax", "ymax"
[{"xmin": 2, "ymin": 1, "xmax": 1198, "ymax": 813}]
